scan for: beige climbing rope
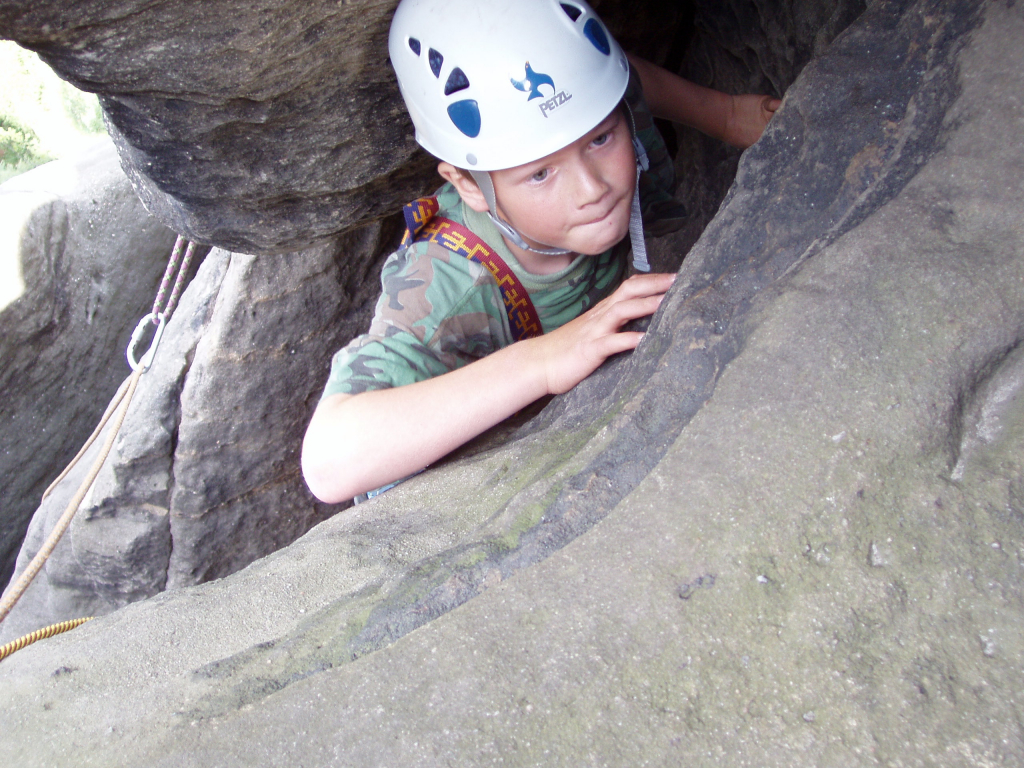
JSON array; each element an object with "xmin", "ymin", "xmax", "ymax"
[
  {"xmin": 0, "ymin": 368, "xmax": 143, "ymax": 626},
  {"xmin": 0, "ymin": 236, "xmax": 197, "ymax": 656},
  {"xmin": 40, "ymin": 372, "xmax": 137, "ymax": 502}
]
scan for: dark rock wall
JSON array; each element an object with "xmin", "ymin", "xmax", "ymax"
[
  {"xmin": 0, "ymin": 0, "xmax": 433, "ymax": 254},
  {"xmin": 1, "ymin": 217, "xmax": 405, "ymax": 639},
  {"xmin": 650, "ymin": 0, "xmax": 868, "ymax": 271}
]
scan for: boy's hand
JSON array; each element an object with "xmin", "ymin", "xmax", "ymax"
[
  {"xmin": 724, "ymin": 94, "xmax": 782, "ymax": 149},
  {"xmin": 532, "ymin": 272, "xmax": 676, "ymax": 395},
  {"xmin": 303, "ymin": 272, "xmax": 675, "ymax": 502}
]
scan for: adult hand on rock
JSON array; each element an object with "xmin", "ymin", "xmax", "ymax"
[{"xmin": 723, "ymin": 94, "xmax": 783, "ymax": 149}]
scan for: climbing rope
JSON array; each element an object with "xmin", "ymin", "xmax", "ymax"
[
  {"xmin": 0, "ymin": 235, "xmax": 197, "ymax": 655},
  {"xmin": 0, "ymin": 369, "xmax": 143, "ymax": 627},
  {"xmin": 0, "ymin": 617, "xmax": 94, "ymax": 661}
]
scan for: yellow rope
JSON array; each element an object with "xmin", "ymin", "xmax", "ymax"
[{"xmin": 0, "ymin": 617, "xmax": 94, "ymax": 661}]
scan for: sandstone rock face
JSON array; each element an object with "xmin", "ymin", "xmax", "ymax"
[
  {"xmin": 0, "ymin": 217, "xmax": 403, "ymax": 641},
  {"xmin": 0, "ymin": 139, "xmax": 176, "ymax": 587},
  {"xmin": 3, "ymin": 0, "xmax": 1021, "ymax": 765}
]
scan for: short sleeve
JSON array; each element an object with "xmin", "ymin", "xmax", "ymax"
[{"xmin": 321, "ymin": 242, "xmax": 511, "ymax": 398}]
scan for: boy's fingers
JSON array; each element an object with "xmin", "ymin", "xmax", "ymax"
[
  {"xmin": 606, "ymin": 294, "xmax": 665, "ymax": 325},
  {"xmin": 595, "ymin": 331, "xmax": 645, "ymax": 358},
  {"xmin": 571, "ymin": 297, "xmax": 660, "ymax": 342},
  {"xmin": 614, "ymin": 272, "xmax": 676, "ymax": 299}
]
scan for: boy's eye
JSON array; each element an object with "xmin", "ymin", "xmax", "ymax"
[
  {"xmin": 591, "ymin": 131, "xmax": 611, "ymax": 147},
  {"xmin": 531, "ymin": 168, "xmax": 549, "ymax": 182}
]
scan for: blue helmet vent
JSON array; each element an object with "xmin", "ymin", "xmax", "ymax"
[
  {"xmin": 428, "ymin": 48, "xmax": 444, "ymax": 77},
  {"xmin": 444, "ymin": 67, "xmax": 470, "ymax": 96},
  {"xmin": 559, "ymin": 3, "xmax": 583, "ymax": 21},
  {"xmin": 447, "ymin": 99, "xmax": 481, "ymax": 138},
  {"xmin": 408, "ymin": 37, "xmax": 421, "ymax": 55},
  {"xmin": 583, "ymin": 18, "xmax": 610, "ymax": 55}
]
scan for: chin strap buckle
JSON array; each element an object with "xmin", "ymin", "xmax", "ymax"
[{"xmin": 633, "ymin": 135, "xmax": 650, "ymax": 172}]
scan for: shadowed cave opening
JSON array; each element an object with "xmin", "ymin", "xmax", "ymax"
[{"xmin": 599, "ymin": 0, "xmax": 866, "ymax": 274}]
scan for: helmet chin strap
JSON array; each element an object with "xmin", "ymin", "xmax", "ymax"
[
  {"xmin": 467, "ymin": 170, "xmax": 573, "ymax": 256},
  {"xmin": 627, "ymin": 156, "xmax": 649, "ymax": 272},
  {"xmin": 469, "ymin": 103, "xmax": 650, "ymax": 269},
  {"xmin": 623, "ymin": 99, "xmax": 651, "ymax": 272}
]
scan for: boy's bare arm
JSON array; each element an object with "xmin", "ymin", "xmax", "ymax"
[
  {"xmin": 302, "ymin": 272, "xmax": 675, "ymax": 503},
  {"xmin": 627, "ymin": 54, "xmax": 781, "ymax": 149}
]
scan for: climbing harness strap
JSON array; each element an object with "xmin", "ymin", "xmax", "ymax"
[
  {"xmin": 402, "ymin": 196, "xmax": 544, "ymax": 341},
  {"xmin": 0, "ymin": 235, "xmax": 198, "ymax": 651}
]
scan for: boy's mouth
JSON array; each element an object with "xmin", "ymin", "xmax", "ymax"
[
  {"xmin": 585, "ymin": 208, "xmax": 615, "ymax": 225},
  {"xmin": 579, "ymin": 194, "xmax": 628, "ymax": 228}
]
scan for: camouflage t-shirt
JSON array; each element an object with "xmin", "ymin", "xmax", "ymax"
[
  {"xmin": 322, "ymin": 184, "xmax": 628, "ymax": 397},
  {"xmin": 323, "ymin": 65, "xmax": 679, "ymax": 399}
]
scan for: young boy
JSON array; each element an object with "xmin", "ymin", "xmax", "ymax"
[{"xmin": 302, "ymin": 0, "xmax": 778, "ymax": 503}]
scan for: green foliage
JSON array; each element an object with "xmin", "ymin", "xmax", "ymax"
[
  {"xmin": 1, "ymin": 113, "xmax": 43, "ymax": 164},
  {"xmin": 61, "ymin": 84, "xmax": 105, "ymax": 134},
  {"xmin": 0, "ymin": 40, "xmax": 104, "ymax": 185},
  {"xmin": 0, "ymin": 113, "xmax": 53, "ymax": 183}
]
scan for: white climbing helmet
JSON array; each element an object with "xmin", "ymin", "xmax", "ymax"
[
  {"xmin": 389, "ymin": 0, "xmax": 651, "ymax": 268},
  {"xmin": 388, "ymin": 0, "xmax": 631, "ymax": 172}
]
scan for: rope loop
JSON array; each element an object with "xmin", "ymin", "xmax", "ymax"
[{"xmin": 127, "ymin": 236, "xmax": 197, "ymax": 371}]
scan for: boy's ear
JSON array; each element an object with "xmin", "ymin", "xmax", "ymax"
[{"xmin": 437, "ymin": 162, "xmax": 490, "ymax": 213}]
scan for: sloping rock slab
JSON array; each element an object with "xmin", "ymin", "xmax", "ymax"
[{"xmin": 2, "ymin": 0, "xmax": 1022, "ymax": 765}]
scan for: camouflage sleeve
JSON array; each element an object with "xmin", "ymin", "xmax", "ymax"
[{"xmin": 321, "ymin": 241, "xmax": 511, "ymax": 398}]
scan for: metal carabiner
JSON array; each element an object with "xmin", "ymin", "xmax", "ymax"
[{"xmin": 126, "ymin": 312, "xmax": 167, "ymax": 372}]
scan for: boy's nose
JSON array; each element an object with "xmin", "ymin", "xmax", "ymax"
[{"xmin": 571, "ymin": 160, "xmax": 610, "ymax": 207}]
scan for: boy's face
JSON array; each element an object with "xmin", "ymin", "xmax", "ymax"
[{"xmin": 490, "ymin": 109, "xmax": 636, "ymax": 258}]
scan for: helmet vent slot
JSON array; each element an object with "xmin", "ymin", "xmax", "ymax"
[
  {"xmin": 428, "ymin": 48, "xmax": 444, "ymax": 77},
  {"xmin": 559, "ymin": 3, "xmax": 583, "ymax": 22},
  {"xmin": 389, "ymin": 0, "xmax": 630, "ymax": 169},
  {"xmin": 447, "ymin": 99, "xmax": 481, "ymax": 138},
  {"xmin": 583, "ymin": 18, "xmax": 610, "ymax": 55},
  {"xmin": 444, "ymin": 67, "xmax": 470, "ymax": 96}
]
